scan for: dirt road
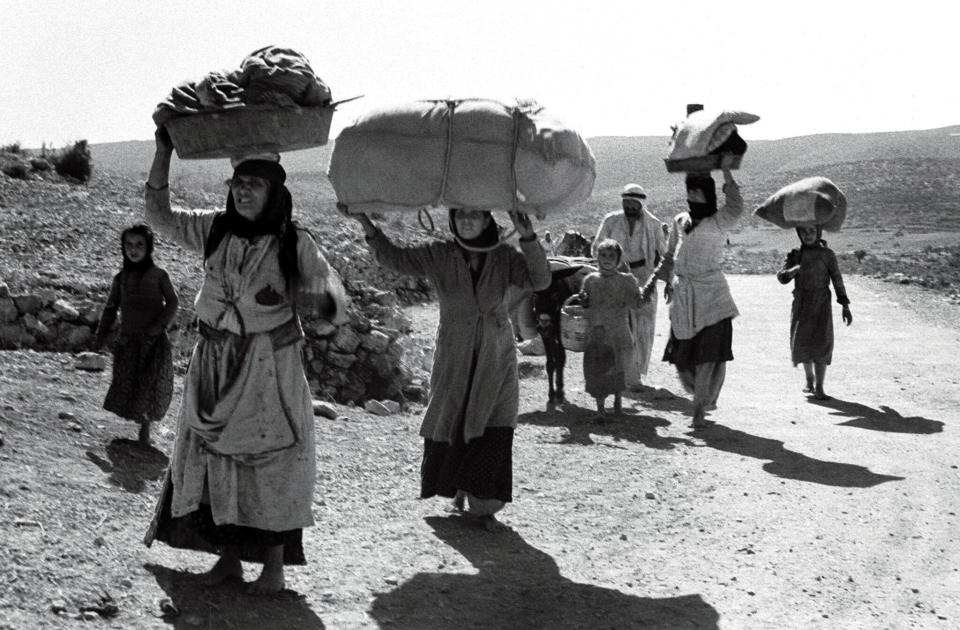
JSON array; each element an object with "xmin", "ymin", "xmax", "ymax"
[{"xmin": 1, "ymin": 274, "xmax": 957, "ymax": 629}]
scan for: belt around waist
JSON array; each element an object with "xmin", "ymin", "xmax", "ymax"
[{"xmin": 198, "ymin": 317, "xmax": 303, "ymax": 350}]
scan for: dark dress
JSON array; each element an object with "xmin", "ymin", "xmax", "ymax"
[
  {"xmin": 777, "ymin": 245, "xmax": 849, "ymax": 365},
  {"xmin": 365, "ymin": 231, "xmax": 550, "ymax": 506},
  {"xmin": 96, "ymin": 266, "xmax": 178, "ymax": 422}
]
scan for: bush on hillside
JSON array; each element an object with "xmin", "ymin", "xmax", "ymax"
[
  {"xmin": 1, "ymin": 142, "xmax": 22, "ymax": 154},
  {"xmin": 53, "ymin": 140, "xmax": 92, "ymax": 182},
  {"xmin": 1, "ymin": 161, "xmax": 29, "ymax": 179},
  {"xmin": 30, "ymin": 157, "xmax": 52, "ymax": 172}
]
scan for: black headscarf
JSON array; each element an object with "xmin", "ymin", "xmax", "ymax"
[
  {"xmin": 206, "ymin": 159, "xmax": 300, "ymax": 290},
  {"xmin": 685, "ymin": 173, "xmax": 717, "ymax": 219},
  {"xmin": 120, "ymin": 223, "xmax": 156, "ymax": 272},
  {"xmin": 796, "ymin": 225, "xmax": 827, "ymax": 249},
  {"xmin": 448, "ymin": 209, "xmax": 501, "ymax": 252}
]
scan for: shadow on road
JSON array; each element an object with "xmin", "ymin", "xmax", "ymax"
[
  {"xmin": 521, "ymin": 401, "xmax": 694, "ymax": 450},
  {"xmin": 808, "ymin": 398, "xmax": 945, "ymax": 434},
  {"xmin": 622, "ymin": 386, "xmax": 693, "ymax": 415},
  {"xmin": 85, "ymin": 438, "xmax": 168, "ymax": 493},
  {"xmin": 145, "ymin": 563, "xmax": 324, "ymax": 629},
  {"xmin": 369, "ymin": 515, "xmax": 719, "ymax": 629},
  {"xmin": 690, "ymin": 423, "xmax": 905, "ymax": 487}
]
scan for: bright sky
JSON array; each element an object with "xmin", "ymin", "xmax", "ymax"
[{"xmin": 3, "ymin": 0, "xmax": 958, "ymax": 148}]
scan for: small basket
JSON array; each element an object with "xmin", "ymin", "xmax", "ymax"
[
  {"xmin": 559, "ymin": 295, "xmax": 588, "ymax": 352},
  {"xmin": 664, "ymin": 153, "xmax": 743, "ymax": 173},
  {"xmin": 165, "ymin": 105, "xmax": 334, "ymax": 160}
]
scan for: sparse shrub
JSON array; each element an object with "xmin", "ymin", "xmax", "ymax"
[
  {"xmin": 30, "ymin": 157, "xmax": 52, "ymax": 172},
  {"xmin": 53, "ymin": 140, "xmax": 92, "ymax": 182},
  {"xmin": 1, "ymin": 161, "xmax": 29, "ymax": 179},
  {"xmin": 1, "ymin": 141, "xmax": 22, "ymax": 154}
]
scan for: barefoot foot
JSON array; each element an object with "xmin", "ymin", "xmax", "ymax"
[
  {"xmin": 446, "ymin": 491, "xmax": 466, "ymax": 514},
  {"xmin": 199, "ymin": 556, "xmax": 243, "ymax": 586},
  {"xmin": 247, "ymin": 565, "xmax": 285, "ymax": 595},
  {"xmin": 692, "ymin": 404, "xmax": 710, "ymax": 428},
  {"xmin": 814, "ymin": 389, "xmax": 831, "ymax": 401}
]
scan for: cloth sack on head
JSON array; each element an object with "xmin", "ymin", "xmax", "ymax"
[
  {"xmin": 665, "ymin": 109, "xmax": 759, "ymax": 171},
  {"xmin": 327, "ymin": 98, "xmax": 596, "ymax": 217},
  {"xmin": 753, "ymin": 176, "xmax": 847, "ymax": 232}
]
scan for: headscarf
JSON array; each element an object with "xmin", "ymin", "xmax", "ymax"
[
  {"xmin": 448, "ymin": 209, "xmax": 501, "ymax": 252},
  {"xmin": 796, "ymin": 225, "xmax": 826, "ymax": 249},
  {"xmin": 685, "ymin": 173, "xmax": 718, "ymax": 221},
  {"xmin": 120, "ymin": 223, "xmax": 156, "ymax": 272},
  {"xmin": 206, "ymin": 159, "xmax": 301, "ymax": 289}
]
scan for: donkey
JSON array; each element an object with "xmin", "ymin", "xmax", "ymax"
[{"xmin": 532, "ymin": 252, "xmax": 595, "ymax": 407}]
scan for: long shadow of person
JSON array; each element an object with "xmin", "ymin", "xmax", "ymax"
[
  {"xmin": 85, "ymin": 438, "xmax": 169, "ymax": 493},
  {"xmin": 145, "ymin": 563, "xmax": 324, "ymax": 630},
  {"xmin": 808, "ymin": 398, "xmax": 944, "ymax": 434},
  {"xmin": 521, "ymin": 403, "xmax": 693, "ymax": 450},
  {"xmin": 622, "ymin": 386, "xmax": 693, "ymax": 415},
  {"xmin": 689, "ymin": 423, "xmax": 904, "ymax": 487},
  {"xmin": 370, "ymin": 516, "xmax": 719, "ymax": 630}
]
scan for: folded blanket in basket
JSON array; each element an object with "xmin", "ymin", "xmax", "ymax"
[{"xmin": 154, "ymin": 46, "xmax": 331, "ymax": 127}]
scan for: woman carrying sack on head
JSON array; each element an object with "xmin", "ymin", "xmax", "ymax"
[
  {"xmin": 142, "ymin": 128, "xmax": 348, "ymax": 594},
  {"xmin": 339, "ymin": 203, "xmax": 550, "ymax": 530},
  {"xmin": 642, "ymin": 156, "xmax": 743, "ymax": 428}
]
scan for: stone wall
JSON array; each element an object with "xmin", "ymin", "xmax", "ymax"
[{"xmin": 0, "ymin": 280, "xmax": 429, "ymax": 406}]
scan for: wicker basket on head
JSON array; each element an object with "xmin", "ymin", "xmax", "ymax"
[
  {"xmin": 560, "ymin": 295, "xmax": 588, "ymax": 352},
  {"xmin": 165, "ymin": 105, "xmax": 334, "ymax": 160}
]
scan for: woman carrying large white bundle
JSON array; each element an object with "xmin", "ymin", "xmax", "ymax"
[
  {"xmin": 340, "ymin": 205, "xmax": 550, "ymax": 529},
  {"xmin": 332, "ymin": 97, "xmax": 589, "ymax": 527}
]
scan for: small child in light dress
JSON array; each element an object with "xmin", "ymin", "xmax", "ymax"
[
  {"xmin": 578, "ymin": 238, "xmax": 643, "ymax": 419},
  {"xmin": 93, "ymin": 224, "xmax": 179, "ymax": 445},
  {"xmin": 776, "ymin": 225, "xmax": 852, "ymax": 400}
]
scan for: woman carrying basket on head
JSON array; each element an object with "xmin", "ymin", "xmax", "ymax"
[
  {"xmin": 143, "ymin": 128, "xmax": 349, "ymax": 594},
  {"xmin": 339, "ymin": 204, "xmax": 550, "ymax": 530}
]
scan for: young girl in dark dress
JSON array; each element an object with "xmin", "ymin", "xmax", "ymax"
[
  {"xmin": 776, "ymin": 225, "xmax": 853, "ymax": 399},
  {"xmin": 94, "ymin": 223, "xmax": 179, "ymax": 445}
]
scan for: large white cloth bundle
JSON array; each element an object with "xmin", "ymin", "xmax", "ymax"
[
  {"xmin": 753, "ymin": 177, "xmax": 847, "ymax": 232},
  {"xmin": 327, "ymin": 99, "xmax": 596, "ymax": 216},
  {"xmin": 665, "ymin": 109, "xmax": 759, "ymax": 173}
]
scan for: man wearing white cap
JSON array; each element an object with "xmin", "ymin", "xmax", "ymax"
[{"xmin": 592, "ymin": 184, "xmax": 668, "ymax": 389}]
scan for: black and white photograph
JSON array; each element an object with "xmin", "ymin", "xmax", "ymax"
[{"xmin": 1, "ymin": 1, "xmax": 958, "ymax": 628}]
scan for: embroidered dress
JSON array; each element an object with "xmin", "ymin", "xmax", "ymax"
[
  {"xmin": 777, "ymin": 245, "xmax": 849, "ymax": 365},
  {"xmin": 143, "ymin": 186, "xmax": 348, "ymax": 564},
  {"xmin": 580, "ymin": 271, "xmax": 642, "ymax": 397},
  {"xmin": 366, "ymin": 231, "xmax": 550, "ymax": 505}
]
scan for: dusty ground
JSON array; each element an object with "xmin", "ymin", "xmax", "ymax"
[{"xmin": 1, "ymin": 273, "xmax": 958, "ymax": 629}]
